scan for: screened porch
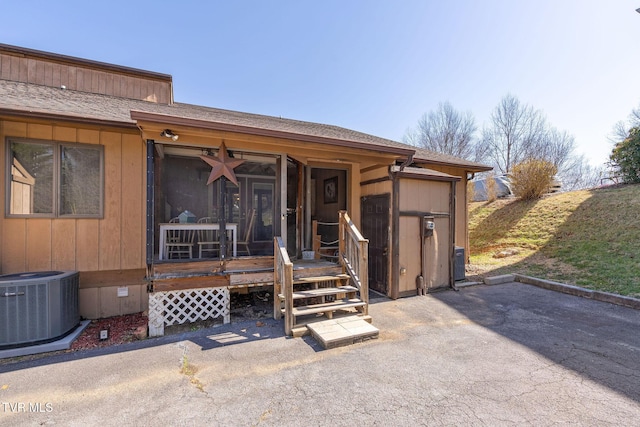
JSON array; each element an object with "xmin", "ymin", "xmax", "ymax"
[{"xmin": 152, "ymin": 144, "xmax": 278, "ymax": 261}]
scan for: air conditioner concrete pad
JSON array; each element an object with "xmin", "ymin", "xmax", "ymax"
[
  {"xmin": 0, "ymin": 320, "xmax": 90, "ymax": 359},
  {"xmin": 307, "ymin": 316, "xmax": 379, "ymax": 349}
]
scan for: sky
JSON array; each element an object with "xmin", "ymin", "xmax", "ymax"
[{"xmin": 2, "ymin": 0, "xmax": 640, "ymax": 167}]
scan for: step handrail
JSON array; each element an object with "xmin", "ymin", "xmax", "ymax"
[
  {"xmin": 339, "ymin": 211, "xmax": 369, "ymax": 314},
  {"xmin": 273, "ymin": 236, "xmax": 294, "ymax": 335},
  {"xmin": 312, "ymin": 220, "xmax": 339, "ymax": 260}
]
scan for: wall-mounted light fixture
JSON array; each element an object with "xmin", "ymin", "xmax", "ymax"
[{"xmin": 160, "ymin": 129, "xmax": 179, "ymax": 141}]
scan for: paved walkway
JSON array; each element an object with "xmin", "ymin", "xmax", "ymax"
[{"xmin": 2, "ymin": 282, "xmax": 639, "ymax": 426}]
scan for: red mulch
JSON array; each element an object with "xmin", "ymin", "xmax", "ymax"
[{"xmin": 70, "ymin": 313, "xmax": 148, "ymax": 351}]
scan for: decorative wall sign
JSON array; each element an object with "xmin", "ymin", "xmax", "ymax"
[{"xmin": 324, "ymin": 176, "xmax": 338, "ymax": 204}]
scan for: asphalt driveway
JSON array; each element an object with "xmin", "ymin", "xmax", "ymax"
[{"xmin": 1, "ymin": 281, "xmax": 639, "ymax": 426}]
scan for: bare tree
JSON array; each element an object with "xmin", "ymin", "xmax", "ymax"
[
  {"xmin": 558, "ymin": 154, "xmax": 603, "ymax": 191},
  {"xmin": 631, "ymin": 104, "xmax": 640, "ymax": 128},
  {"xmin": 480, "ymin": 94, "xmax": 547, "ymax": 174},
  {"xmin": 538, "ymin": 129, "xmax": 603, "ymax": 190},
  {"xmin": 480, "ymin": 94, "xmax": 600, "ymax": 190},
  {"xmin": 610, "ymin": 103, "xmax": 640, "ymax": 143},
  {"xmin": 538, "ymin": 128, "xmax": 575, "ymax": 170},
  {"xmin": 403, "ymin": 101, "xmax": 481, "ymax": 161}
]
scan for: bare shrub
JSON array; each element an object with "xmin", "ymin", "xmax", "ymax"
[
  {"xmin": 486, "ymin": 173, "xmax": 498, "ymax": 202},
  {"xmin": 467, "ymin": 180, "xmax": 476, "ymax": 205},
  {"xmin": 511, "ymin": 159, "xmax": 558, "ymax": 200}
]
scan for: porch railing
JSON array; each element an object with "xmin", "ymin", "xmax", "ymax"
[
  {"xmin": 338, "ymin": 211, "xmax": 369, "ymax": 314},
  {"xmin": 312, "ymin": 220, "xmax": 339, "ymax": 260},
  {"xmin": 274, "ymin": 211, "xmax": 369, "ymax": 335},
  {"xmin": 273, "ymin": 236, "xmax": 294, "ymax": 335}
]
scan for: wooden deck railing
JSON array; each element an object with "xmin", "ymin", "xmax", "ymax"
[
  {"xmin": 273, "ymin": 236, "xmax": 294, "ymax": 335},
  {"xmin": 338, "ymin": 211, "xmax": 369, "ymax": 314}
]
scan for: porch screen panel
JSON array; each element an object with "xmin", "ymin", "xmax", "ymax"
[{"xmin": 159, "ymin": 147, "xmax": 277, "ymax": 257}]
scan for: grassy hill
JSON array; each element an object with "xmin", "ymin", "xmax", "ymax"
[{"xmin": 468, "ymin": 184, "xmax": 640, "ymax": 298}]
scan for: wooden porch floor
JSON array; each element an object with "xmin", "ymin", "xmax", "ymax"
[{"xmin": 149, "ymin": 256, "xmax": 341, "ymax": 292}]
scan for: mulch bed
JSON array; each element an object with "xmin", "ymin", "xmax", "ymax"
[
  {"xmin": 70, "ymin": 291, "xmax": 273, "ymax": 351},
  {"xmin": 1, "ymin": 291, "xmax": 274, "ymax": 365},
  {"xmin": 70, "ymin": 312, "xmax": 148, "ymax": 351}
]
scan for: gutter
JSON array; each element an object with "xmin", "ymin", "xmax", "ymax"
[
  {"xmin": 399, "ymin": 153, "xmax": 414, "ymax": 171},
  {"xmin": 130, "ymin": 110, "xmax": 414, "ymax": 157},
  {"xmin": 0, "ymin": 109, "xmax": 138, "ymax": 130}
]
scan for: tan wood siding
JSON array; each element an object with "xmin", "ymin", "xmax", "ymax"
[
  {"xmin": 100, "ymin": 131, "xmax": 123, "ymax": 270},
  {"xmin": 52, "ymin": 219, "xmax": 76, "ymax": 270},
  {"xmin": 349, "ymin": 166, "xmax": 361, "ymax": 227},
  {"xmin": 399, "ymin": 178, "xmax": 450, "ymax": 213},
  {"xmin": 53, "ymin": 125, "xmax": 76, "ymax": 142},
  {"xmin": 398, "ymin": 216, "xmax": 453, "ymax": 293},
  {"xmin": 0, "ymin": 120, "xmax": 4, "ymax": 269},
  {"xmin": 361, "ymin": 180, "xmax": 392, "ymax": 196},
  {"xmin": 0, "ymin": 52, "xmax": 172, "ymax": 103},
  {"xmin": 398, "ymin": 179, "xmax": 451, "ymax": 293},
  {"xmin": 26, "ymin": 219, "xmax": 52, "ymax": 271},
  {"xmin": 423, "ymin": 164, "xmax": 469, "ymax": 259},
  {"xmin": 3, "ymin": 219, "xmax": 26, "ymax": 273},
  {"xmin": 0, "ymin": 119, "xmax": 146, "ymax": 276},
  {"xmin": 76, "ymin": 220, "xmax": 100, "ymax": 271},
  {"xmin": 120, "ymin": 133, "xmax": 145, "ymax": 269}
]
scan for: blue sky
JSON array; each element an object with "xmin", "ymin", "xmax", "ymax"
[{"xmin": 2, "ymin": 1, "xmax": 640, "ymax": 166}]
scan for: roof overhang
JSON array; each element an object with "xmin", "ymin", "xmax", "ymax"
[
  {"xmin": 130, "ymin": 110, "xmax": 415, "ymax": 157},
  {"xmin": 412, "ymin": 157, "xmax": 493, "ymax": 173},
  {"xmin": 0, "ymin": 43, "xmax": 172, "ymax": 83},
  {"xmin": 390, "ymin": 165, "xmax": 461, "ymax": 182},
  {"xmin": 0, "ymin": 108, "xmax": 138, "ymax": 130}
]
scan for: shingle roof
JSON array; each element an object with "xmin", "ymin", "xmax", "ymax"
[
  {"xmin": 390, "ymin": 166, "xmax": 461, "ymax": 181},
  {"xmin": 412, "ymin": 147, "xmax": 493, "ymax": 172},
  {"xmin": 0, "ymin": 79, "xmax": 491, "ymax": 171}
]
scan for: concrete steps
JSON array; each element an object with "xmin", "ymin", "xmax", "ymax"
[{"xmin": 306, "ymin": 315, "xmax": 379, "ymax": 349}]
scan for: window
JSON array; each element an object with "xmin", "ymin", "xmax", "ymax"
[{"xmin": 7, "ymin": 139, "xmax": 104, "ymax": 218}]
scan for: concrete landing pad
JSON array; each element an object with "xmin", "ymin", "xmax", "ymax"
[{"xmin": 307, "ymin": 316, "xmax": 379, "ymax": 349}]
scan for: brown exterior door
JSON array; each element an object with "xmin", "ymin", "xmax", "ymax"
[{"xmin": 361, "ymin": 194, "xmax": 389, "ymax": 295}]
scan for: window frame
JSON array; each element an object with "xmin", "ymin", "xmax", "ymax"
[{"xmin": 5, "ymin": 137, "xmax": 105, "ymax": 219}]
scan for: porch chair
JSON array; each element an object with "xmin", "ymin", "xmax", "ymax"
[
  {"xmin": 197, "ymin": 217, "xmax": 220, "ymax": 258},
  {"xmin": 166, "ymin": 217, "xmax": 196, "ymax": 259},
  {"xmin": 237, "ymin": 209, "xmax": 256, "ymax": 256}
]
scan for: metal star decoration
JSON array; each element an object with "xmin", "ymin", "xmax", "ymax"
[{"xmin": 199, "ymin": 142, "xmax": 245, "ymax": 186}]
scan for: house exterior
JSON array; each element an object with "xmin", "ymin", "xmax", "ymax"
[{"xmin": 0, "ymin": 44, "xmax": 491, "ymax": 328}]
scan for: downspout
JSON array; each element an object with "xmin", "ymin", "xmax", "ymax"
[
  {"xmin": 449, "ymin": 180, "xmax": 458, "ymax": 291},
  {"xmin": 390, "ymin": 167, "xmax": 401, "ymax": 299},
  {"xmin": 416, "ymin": 217, "xmax": 426, "ymax": 296},
  {"xmin": 145, "ymin": 140, "xmax": 155, "ymax": 288},
  {"xmin": 389, "ymin": 153, "xmax": 413, "ymax": 299},
  {"xmin": 399, "ymin": 153, "xmax": 414, "ymax": 171}
]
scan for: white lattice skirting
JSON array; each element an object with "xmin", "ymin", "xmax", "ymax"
[{"xmin": 148, "ymin": 288, "xmax": 230, "ymax": 337}]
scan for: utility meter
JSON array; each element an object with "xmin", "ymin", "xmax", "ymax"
[{"xmin": 422, "ymin": 216, "xmax": 435, "ymax": 237}]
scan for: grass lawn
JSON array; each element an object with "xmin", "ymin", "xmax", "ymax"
[{"xmin": 467, "ymin": 184, "xmax": 640, "ymax": 298}]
